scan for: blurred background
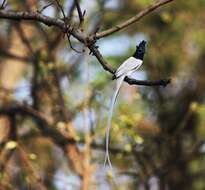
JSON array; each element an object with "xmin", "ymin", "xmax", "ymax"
[{"xmin": 0, "ymin": 0, "xmax": 205, "ymax": 189}]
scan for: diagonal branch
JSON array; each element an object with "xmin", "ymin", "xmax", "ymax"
[
  {"xmin": 0, "ymin": 0, "xmax": 7, "ymax": 9},
  {"xmin": 54, "ymin": 0, "xmax": 67, "ymax": 20},
  {"xmin": 53, "ymin": 0, "xmax": 83, "ymax": 53},
  {"xmin": 96, "ymin": 0, "xmax": 175, "ymax": 39},
  {"xmin": 0, "ymin": 104, "xmax": 83, "ymax": 175},
  {"xmin": 0, "ymin": 50, "xmax": 30, "ymax": 62},
  {"xmin": 74, "ymin": 0, "xmax": 84, "ymax": 25},
  {"xmin": 38, "ymin": 2, "xmax": 53, "ymax": 13},
  {"xmin": 88, "ymin": 44, "xmax": 170, "ymax": 87},
  {"xmin": 0, "ymin": 10, "xmax": 85, "ymax": 42},
  {"xmin": 88, "ymin": 44, "xmax": 115, "ymax": 74},
  {"xmin": 0, "ymin": 10, "xmax": 64, "ymax": 28},
  {"xmin": 0, "ymin": 9, "xmax": 170, "ymax": 87},
  {"xmin": 0, "ymin": 103, "xmax": 75, "ymax": 147}
]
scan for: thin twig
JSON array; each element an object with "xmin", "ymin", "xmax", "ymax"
[
  {"xmin": 0, "ymin": 0, "xmax": 7, "ymax": 9},
  {"xmin": 0, "ymin": 10, "xmax": 64, "ymax": 28},
  {"xmin": 67, "ymin": 1, "xmax": 76, "ymax": 18},
  {"xmin": 0, "ymin": 9, "xmax": 171, "ymax": 87},
  {"xmin": 74, "ymin": 0, "xmax": 84, "ymax": 26},
  {"xmin": 0, "ymin": 103, "xmax": 76, "ymax": 147},
  {"xmin": 0, "ymin": 10, "xmax": 85, "ymax": 42},
  {"xmin": 88, "ymin": 44, "xmax": 171, "ymax": 87},
  {"xmin": 88, "ymin": 44, "xmax": 115, "ymax": 73},
  {"xmin": 54, "ymin": 0, "xmax": 83, "ymax": 53},
  {"xmin": 0, "ymin": 50, "xmax": 30, "ymax": 62},
  {"xmin": 14, "ymin": 23, "xmax": 34, "ymax": 55},
  {"xmin": 54, "ymin": 0, "xmax": 66, "ymax": 20},
  {"xmin": 18, "ymin": 144, "xmax": 47, "ymax": 190},
  {"xmin": 37, "ymin": 2, "xmax": 53, "ymax": 13},
  {"xmin": 96, "ymin": 0, "xmax": 175, "ymax": 38},
  {"xmin": 66, "ymin": 32, "xmax": 83, "ymax": 53}
]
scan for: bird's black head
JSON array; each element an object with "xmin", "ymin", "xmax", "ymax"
[{"xmin": 133, "ymin": 40, "xmax": 147, "ymax": 60}]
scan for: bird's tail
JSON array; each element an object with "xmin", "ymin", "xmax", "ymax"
[{"xmin": 104, "ymin": 75, "xmax": 125, "ymax": 169}]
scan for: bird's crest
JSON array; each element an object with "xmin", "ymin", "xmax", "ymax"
[
  {"xmin": 136, "ymin": 40, "xmax": 146, "ymax": 54},
  {"xmin": 134, "ymin": 40, "xmax": 147, "ymax": 60}
]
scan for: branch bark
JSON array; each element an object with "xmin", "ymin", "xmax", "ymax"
[
  {"xmin": 0, "ymin": 103, "xmax": 84, "ymax": 175},
  {"xmin": 0, "ymin": 10, "xmax": 64, "ymax": 28},
  {"xmin": 88, "ymin": 44, "xmax": 171, "ymax": 87},
  {"xmin": 0, "ymin": 8, "xmax": 171, "ymax": 87},
  {"xmin": 74, "ymin": 0, "xmax": 84, "ymax": 24},
  {"xmin": 0, "ymin": 10, "xmax": 85, "ymax": 42},
  {"xmin": 0, "ymin": 104, "xmax": 75, "ymax": 147},
  {"xmin": 125, "ymin": 77, "xmax": 171, "ymax": 87},
  {"xmin": 0, "ymin": 0, "xmax": 7, "ymax": 9},
  {"xmin": 96, "ymin": 0, "xmax": 175, "ymax": 39},
  {"xmin": 0, "ymin": 50, "xmax": 30, "ymax": 62}
]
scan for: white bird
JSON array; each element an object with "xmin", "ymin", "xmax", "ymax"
[{"xmin": 104, "ymin": 40, "xmax": 147, "ymax": 169}]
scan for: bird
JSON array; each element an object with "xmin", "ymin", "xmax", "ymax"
[{"xmin": 104, "ymin": 40, "xmax": 147, "ymax": 169}]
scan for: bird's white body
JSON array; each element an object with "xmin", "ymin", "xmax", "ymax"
[
  {"xmin": 104, "ymin": 56, "xmax": 143, "ymax": 169},
  {"xmin": 115, "ymin": 57, "xmax": 142, "ymax": 78}
]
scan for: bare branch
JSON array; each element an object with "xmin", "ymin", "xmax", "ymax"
[
  {"xmin": 96, "ymin": 0, "xmax": 175, "ymax": 39},
  {"xmin": 88, "ymin": 44, "xmax": 171, "ymax": 87},
  {"xmin": 14, "ymin": 23, "xmax": 34, "ymax": 55},
  {"xmin": 74, "ymin": 0, "xmax": 84, "ymax": 25},
  {"xmin": 0, "ymin": 103, "xmax": 84, "ymax": 175},
  {"xmin": 37, "ymin": 2, "xmax": 53, "ymax": 13},
  {"xmin": 0, "ymin": 0, "xmax": 7, "ymax": 9},
  {"xmin": 53, "ymin": 0, "xmax": 83, "ymax": 53},
  {"xmin": 0, "ymin": 9, "xmax": 170, "ymax": 87},
  {"xmin": 0, "ymin": 50, "xmax": 30, "ymax": 62},
  {"xmin": 0, "ymin": 103, "xmax": 75, "ymax": 147},
  {"xmin": 67, "ymin": 1, "xmax": 76, "ymax": 18},
  {"xmin": 88, "ymin": 44, "xmax": 115, "ymax": 74},
  {"xmin": 66, "ymin": 32, "xmax": 83, "ymax": 53},
  {"xmin": 0, "ymin": 10, "xmax": 64, "ymax": 28},
  {"xmin": 125, "ymin": 77, "xmax": 171, "ymax": 87},
  {"xmin": 0, "ymin": 10, "xmax": 85, "ymax": 42},
  {"xmin": 54, "ymin": 0, "xmax": 67, "ymax": 20}
]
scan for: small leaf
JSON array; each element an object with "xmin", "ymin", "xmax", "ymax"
[
  {"xmin": 161, "ymin": 12, "xmax": 173, "ymax": 23},
  {"xmin": 190, "ymin": 102, "xmax": 199, "ymax": 112},
  {"xmin": 106, "ymin": 170, "xmax": 113, "ymax": 178},
  {"xmin": 29, "ymin": 153, "xmax": 37, "ymax": 160},
  {"xmin": 124, "ymin": 144, "xmax": 132, "ymax": 152},
  {"xmin": 134, "ymin": 135, "xmax": 144, "ymax": 144},
  {"xmin": 5, "ymin": 141, "xmax": 17, "ymax": 150},
  {"xmin": 74, "ymin": 135, "xmax": 80, "ymax": 142},
  {"xmin": 56, "ymin": 121, "xmax": 66, "ymax": 129}
]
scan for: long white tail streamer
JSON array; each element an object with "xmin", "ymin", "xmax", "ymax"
[
  {"xmin": 104, "ymin": 75, "xmax": 125, "ymax": 169},
  {"xmin": 103, "ymin": 40, "xmax": 146, "ymax": 170}
]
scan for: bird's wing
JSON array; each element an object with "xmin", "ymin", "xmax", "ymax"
[{"xmin": 115, "ymin": 57, "xmax": 142, "ymax": 78}]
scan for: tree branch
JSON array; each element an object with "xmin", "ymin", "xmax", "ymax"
[
  {"xmin": 74, "ymin": 0, "xmax": 84, "ymax": 25},
  {"xmin": 0, "ymin": 9, "xmax": 171, "ymax": 87},
  {"xmin": 88, "ymin": 44, "xmax": 171, "ymax": 87},
  {"xmin": 0, "ymin": 50, "xmax": 30, "ymax": 62},
  {"xmin": 0, "ymin": 104, "xmax": 75, "ymax": 147},
  {"xmin": 125, "ymin": 77, "xmax": 171, "ymax": 87},
  {"xmin": 88, "ymin": 43, "xmax": 115, "ymax": 74},
  {"xmin": 0, "ymin": 0, "xmax": 7, "ymax": 9},
  {"xmin": 0, "ymin": 10, "xmax": 64, "ymax": 28},
  {"xmin": 0, "ymin": 10, "xmax": 85, "ymax": 42},
  {"xmin": 96, "ymin": 0, "xmax": 175, "ymax": 39}
]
